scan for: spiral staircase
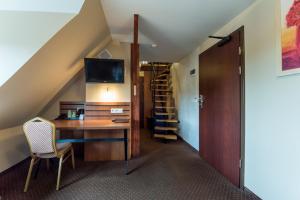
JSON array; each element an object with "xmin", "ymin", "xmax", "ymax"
[{"xmin": 149, "ymin": 63, "xmax": 179, "ymax": 140}]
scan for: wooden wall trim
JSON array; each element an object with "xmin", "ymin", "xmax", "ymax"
[
  {"xmin": 85, "ymin": 102, "xmax": 131, "ymax": 120},
  {"xmin": 85, "ymin": 102, "xmax": 130, "ymax": 106},
  {"xmin": 59, "ymin": 101, "xmax": 85, "ymax": 114},
  {"xmin": 133, "ymin": 14, "xmax": 139, "ymax": 45}
]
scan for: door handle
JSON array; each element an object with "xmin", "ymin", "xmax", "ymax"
[{"xmin": 195, "ymin": 95, "xmax": 205, "ymax": 109}]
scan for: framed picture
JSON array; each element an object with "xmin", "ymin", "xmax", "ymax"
[{"xmin": 280, "ymin": 0, "xmax": 300, "ymax": 76}]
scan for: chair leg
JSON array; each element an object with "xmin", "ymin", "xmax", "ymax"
[
  {"xmin": 46, "ymin": 159, "xmax": 50, "ymax": 171},
  {"xmin": 24, "ymin": 157, "xmax": 35, "ymax": 192},
  {"xmin": 71, "ymin": 148, "xmax": 75, "ymax": 169},
  {"xmin": 56, "ymin": 155, "xmax": 64, "ymax": 190},
  {"xmin": 33, "ymin": 159, "xmax": 41, "ymax": 179}
]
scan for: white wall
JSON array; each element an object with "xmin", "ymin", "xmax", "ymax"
[
  {"xmin": 171, "ymin": 60, "xmax": 199, "ymax": 150},
  {"xmin": 173, "ymin": 0, "xmax": 300, "ymax": 199},
  {"xmin": 0, "ymin": 126, "xmax": 29, "ymax": 173},
  {"xmin": 86, "ymin": 41, "xmax": 131, "ymax": 102}
]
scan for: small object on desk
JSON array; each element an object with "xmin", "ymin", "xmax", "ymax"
[
  {"xmin": 112, "ymin": 119, "xmax": 129, "ymax": 123},
  {"xmin": 79, "ymin": 114, "xmax": 84, "ymax": 120},
  {"xmin": 67, "ymin": 110, "xmax": 72, "ymax": 118},
  {"xmin": 111, "ymin": 108, "xmax": 124, "ymax": 114},
  {"xmin": 71, "ymin": 111, "xmax": 76, "ymax": 118},
  {"xmin": 67, "ymin": 117, "xmax": 79, "ymax": 120},
  {"xmin": 55, "ymin": 114, "xmax": 67, "ymax": 120}
]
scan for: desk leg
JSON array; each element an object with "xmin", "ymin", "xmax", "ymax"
[{"xmin": 124, "ymin": 129, "xmax": 128, "ymax": 175}]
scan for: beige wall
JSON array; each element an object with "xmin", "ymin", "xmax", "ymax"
[
  {"xmin": 40, "ymin": 70, "xmax": 86, "ymax": 119},
  {"xmin": 41, "ymin": 41, "xmax": 131, "ymax": 119},
  {"xmin": 86, "ymin": 41, "xmax": 131, "ymax": 102},
  {"xmin": 0, "ymin": 126, "xmax": 30, "ymax": 173},
  {"xmin": 173, "ymin": 0, "xmax": 300, "ymax": 199}
]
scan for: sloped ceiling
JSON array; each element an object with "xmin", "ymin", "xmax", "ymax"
[
  {"xmin": 0, "ymin": 11, "xmax": 76, "ymax": 87},
  {"xmin": 0, "ymin": 0, "xmax": 111, "ymax": 129},
  {"xmin": 101, "ymin": 0, "xmax": 254, "ymax": 62}
]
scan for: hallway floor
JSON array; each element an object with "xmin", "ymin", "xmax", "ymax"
[{"xmin": 0, "ymin": 130, "xmax": 259, "ymax": 200}]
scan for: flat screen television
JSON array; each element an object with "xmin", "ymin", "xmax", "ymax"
[{"xmin": 84, "ymin": 58, "xmax": 124, "ymax": 83}]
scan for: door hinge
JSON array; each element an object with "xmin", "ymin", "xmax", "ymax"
[
  {"xmin": 239, "ymin": 46, "xmax": 242, "ymax": 55},
  {"xmin": 238, "ymin": 66, "xmax": 242, "ymax": 75},
  {"xmin": 239, "ymin": 159, "xmax": 242, "ymax": 169}
]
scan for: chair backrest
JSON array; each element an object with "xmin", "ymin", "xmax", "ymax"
[{"xmin": 23, "ymin": 117, "xmax": 56, "ymax": 155}]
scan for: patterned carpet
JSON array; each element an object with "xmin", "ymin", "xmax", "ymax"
[{"xmin": 0, "ymin": 130, "xmax": 260, "ymax": 200}]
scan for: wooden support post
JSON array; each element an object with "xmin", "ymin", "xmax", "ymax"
[{"xmin": 131, "ymin": 14, "xmax": 140, "ymax": 157}]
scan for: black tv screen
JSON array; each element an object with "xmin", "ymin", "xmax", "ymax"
[{"xmin": 84, "ymin": 58, "xmax": 124, "ymax": 83}]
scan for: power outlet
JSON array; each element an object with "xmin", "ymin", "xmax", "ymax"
[{"xmin": 111, "ymin": 108, "xmax": 124, "ymax": 114}]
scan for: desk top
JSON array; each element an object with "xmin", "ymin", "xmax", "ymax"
[{"xmin": 52, "ymin": 120, "xmax": 130, "ymax": 130}]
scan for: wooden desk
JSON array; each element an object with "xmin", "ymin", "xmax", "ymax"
[
  {"xmin": 53, "ymin": 120, "xmax": 130, "ymax": 174},
  {"xmin": 53, "ymin": 120, "xmax": 130, "ymax": 130}
]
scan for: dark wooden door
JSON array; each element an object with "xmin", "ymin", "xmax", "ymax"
[{"xmin": 199, "ymin": 29, "xmax": 242, "ymax": 187}]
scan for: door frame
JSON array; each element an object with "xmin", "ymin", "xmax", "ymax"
[{"xmin": 198, "ymin": 26, "xmax": 245, "ymax": 188}]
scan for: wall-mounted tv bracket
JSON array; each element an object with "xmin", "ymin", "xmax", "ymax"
[{"xmin": 209, "ymin": 35, "xmax": 232, "ymax": 47}]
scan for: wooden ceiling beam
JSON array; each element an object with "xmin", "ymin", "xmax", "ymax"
[
  {"xmin": 131, "ymin": 14, "xmax": 140, "ymax": 157},
  {"xmin": 133, "ymin": 14, "xmax": 138, "ymax": 44}
]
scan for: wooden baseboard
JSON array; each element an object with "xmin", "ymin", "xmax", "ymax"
[
  {"xmin": 0, "ymin": 157, "xmax": 30, "ymax": 176},
  {"xmin": 243, "ymin": 187, "xmax": 262, "ymax": 200}
]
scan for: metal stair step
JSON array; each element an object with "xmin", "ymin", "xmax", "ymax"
[
  {"xmin": 154, "ymin": 126, "xmax": 178, "ymax": 131},
  {"xmin": 156, "ymin": 119, "xmax": 179, "ymax": 123},
  {"xmin": 155, "ymin": 95, "xmax": 170, "ymax": 97},
  {"xmin": 155, "ymin": 112, "xmax": 176, "ymax": 116},
  {"xmin": 155, "ymin": 89, "xmax": 172, "ymax": 92},
  {"xmin": 154, "ymin": 134, "xmax": 177, "ymax": 140},
  {"xmin": 155, "ymin": 101, "xmax": 168, "ymax": 103},
  {"xmin": 156, "ymin": 74, "xmax": 169, "ymax": 78},
  {"xmin": 155, "ymin": 106, "xmax": 175, "ymax": 109},
  {"xmin": 154, "ymin": 79, "xmax": 168, "ymax": 82},
  {"xmin": 155, "ymin": 95, "xmax": 169, "ymax": 98},
  {"xmin": 154, "ymin": 87, "xmax": 172, "ymax": 90},
  {"xmin": 158, "ymin": 69, "xmax": 170, "ymax": 74},
  {"xmin": 152, "ymin": 84, "xmax": 169, "ymax": 87},
  {"xmin": 154, "ymin": 79, "xmax": 168, "ymax": 81}
]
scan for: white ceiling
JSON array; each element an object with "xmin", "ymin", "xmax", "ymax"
[
  {"xmin": 101, "ymin": 0, "xmax": 254, "ymax": 62},
  {"xmin": 0, "ymin": 0, "xmax": 84, "ymax": 13}
]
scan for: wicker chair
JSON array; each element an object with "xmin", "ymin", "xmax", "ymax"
[{"xmin": 23, "ymin": 117, "xmax": 75, "ymax": 192}]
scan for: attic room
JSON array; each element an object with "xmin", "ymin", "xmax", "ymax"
[{"xmin": 1, "ymin": 0, "xmax": 300, "ymax": 199}]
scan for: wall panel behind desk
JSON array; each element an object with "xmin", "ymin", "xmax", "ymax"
[
  {"xmin": 59, "ymin": 101, "xmax": 85, "ymax": 158},
  {"xmin": 84, "ymin": 102, "xmax": 131, "ymax": 161}
]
